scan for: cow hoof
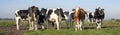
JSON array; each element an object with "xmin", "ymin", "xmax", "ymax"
[{"xmin": 97, "ymin": 27, "xmax": 101, "ymax": 29}]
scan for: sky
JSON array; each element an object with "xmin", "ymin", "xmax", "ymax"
[{"xmin": 0, "ymin": 0, "xmax": 120, "ymax": 20}]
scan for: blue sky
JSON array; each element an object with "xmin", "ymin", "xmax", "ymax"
[{"xmin": 0, "ymin": 0, "xmax": 120, "ymax": 19}]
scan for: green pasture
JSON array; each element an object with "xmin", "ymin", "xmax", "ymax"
[{"xmin": 0, "ymin": 20, "xmax": 120, "ymax": 35}]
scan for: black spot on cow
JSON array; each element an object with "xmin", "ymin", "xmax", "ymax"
[
  {"xmin": 46, "ymin": 9, "xmax": 53, "ymax": 19},
  {"xmin": 89, "ymin": 13, "xmax": 94, "ymax": 18},
  {"xmin": 70, "ymin": 12, "xmax": 74, "ymax": 19},
  {"xmin": 17, "ymin": 10, "xmax": 29, "ymax": 19}
]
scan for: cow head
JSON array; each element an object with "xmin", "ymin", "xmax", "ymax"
[
  {"xmin": 54, "ymin": 8, "xmax": 65, "ymax": 18},
  {"xmin": 64, "ymin": 11, "xmax": 69, "ymax": 16},
  {"xmin": 28, "ymin": 6, "xmax": 39, "ymax": 16},
  {"xmin": 95, "ymin": 8, "xmax": 104, "ymax": 16},
  {"xmin": 100, "ymin": 9, "xmax": 104, "ymax": 15},
  {"xmin": 28, "ymin": 6, "xmax": 40, "ymax": 21},
  {"xmin": 40, "ymin": 8, "xmax": 47, "ymax": 16}
]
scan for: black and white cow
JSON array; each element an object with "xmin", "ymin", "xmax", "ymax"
[
  {"xmin": 36, "ymin": 8, "xmax": 47, "ymax": 29},
  {"xmin": 86, "ymin": 12, "xmax": 95, "ymax": 26},
  {"xmin": 62, "ymin": 10, "xmax": 70, "ymax": 28},
  {"xmin": 46, "ymin": 8, "xmax": 65, "ymax": 30},
  {"xmin": 86, "ymin": 7, "xmax": 105, "ymax": 29},
  {"xmin": 94, "ymin": 7, "xmax": 105, "ymax": 29},
  {"xmin": 15, "ymin": 6, "xmax": 40, "ymax": 30},
  {"xmin": 69, "ymin": 12, "xmax": 74, "ymax": 28}
]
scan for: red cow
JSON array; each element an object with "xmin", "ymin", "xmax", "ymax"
[{"xmin": 73, "ymin": 7, "xmax": 85, "ymax": 31}]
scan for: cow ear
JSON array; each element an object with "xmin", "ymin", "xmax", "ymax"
[
  {"xmin": 72, "ymin": 9, "xmax": 75, "ymax": 11},
  {"xmin": 102, "ymin": 9, "xmax": 104, "ymax": 10},
  {"xmin": 95, "ymin": 9, "xmax": 98, "ymax": 10}
]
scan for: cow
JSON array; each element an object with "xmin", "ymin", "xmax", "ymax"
[
  {"xmin": 37, "ymin": 8, "xmax": 47, "ymax": 29},
  {"xmin": 94, "ymin": 7, "xmax": 105, "ymax": 29},
  {"xmin": 69, "ymin": 12, "xmax": 75, "ymax": 28},
  {"xmin": 46, "ymin": 8, "xmax": 65, "ymax": 30},
  {"xmin": 15, "ymin": 6, "xmax": 40, "ymax": 30},
  {"xmin": 73, "ymin": 7, "xmax": 86, "ymax": 31},
  {"xmin": 86, "ymin": 12, "xmax": 95, "ymax": 26},
  {"xmin": 62, "ymin": 10, "xmax": 70, "ymax": 28}
]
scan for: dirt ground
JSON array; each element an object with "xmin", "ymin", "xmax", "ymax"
[{"xmin": 0, "ymin": 26, "xmax": 27, "ymax": 35}]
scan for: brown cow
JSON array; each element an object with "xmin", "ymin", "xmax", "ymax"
[{"xmin": 73, "ymin": 7, "xmax": 85, "ymax": 31}]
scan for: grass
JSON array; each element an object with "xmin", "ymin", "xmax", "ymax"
[
  {"xmin": 0, "ymin": 20, "xmax": 15, "ymax": 26},
  {"xmin": 0, "ymin": 20, "xmax": 120, "ymax": 35},
  {"xmin": 0, "ymin": 32, "xmax": 3, "ymax": 35},
  {"xmin": 24, "ymin": 28, "xmax": 120, "ymax": 35},
  {"xmin": 24, "ymin": 20, "xmax": 120, "ymax": 35}
]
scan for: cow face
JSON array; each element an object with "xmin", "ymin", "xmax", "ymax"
[
  {"xmin": 64, "ymin": 11, "xmax": 69, "ymax": 16},
  {"xmin": 40, "ymin": 8, "xmax": 47, "ymax": 16},
  {"xmin": 28, "ymin": 6, "xmax": 40, "ymax": 21},
  {"xmin": 63, "ymin": 11, "xmax": 69, "ymax": 20},
  {"xmin": 95, "ymin": 8, "xmax": 101, "ymax": 16},
  {"xmin": 95, "ymin": 8, "xmax": 104, "ymax": 17},
  {"xmin": 54, "ymin": 8, "xmax": 64, "ymax": 17},
  {"xmin": 100, "ymin": 9, "xmax": 104, "ymax": 15},
  {"xmin": 28, "ymin": 6, "xmax": 39, "ymax": 16}
]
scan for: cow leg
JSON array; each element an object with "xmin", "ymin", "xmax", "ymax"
[
  {"xmin": 70, "ymin": 19, "xmax": 73, "ymax": 28},
  {"xmin": 88, "ymin": 18, "xmax": 93, "ymax": 27},
  {"xmin": 31, "ymin": 21, "xmax": 34, "ymax": 30},
  {"xmin": 91, "ymin": 18, "xmax": 94, "ymax": 25},
  {"xmin": 88, "ymin": 18, "xmax": 91, "ymax": 26},
  {"xmin": 35, "ymin": 22, "xmax": 38, "ymax": 30},
  {"xmin": 29, "ymin": 20, "xmax": 32, "ymax": 30},
  {"xmin": 75, "ymin": 24, "xmax": 78, "ymax": 31},
  {"xmin": 16, "ymin": 17, "xmax": 20, "ymax": 30},
  {"xmin": 56, "ymin": 21, "xmax": 59, "ymax": 30},
  {"xmin": 46, "ymin": 20, "xmax": 49, "ymax": 29},
  {"xmin": 75, "ymin": 20, "xmax": 79, "ymax": 31},
  {"xmin": 66, "ymin": 20, "xmax": 69, "ymax": 28},
  {"xmin": 79, "ymin": 20, "xmax": 82, "ymax": 30},
  {"xmin": 96, "ymin": 19, "xmax": 101, "ymax": 29}
]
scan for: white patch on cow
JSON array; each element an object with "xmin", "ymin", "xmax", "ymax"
[
  {"xmin": 92, "ymin": 12, "xmax": 94, "ymax": 16},
  {"xmin": 64, "ymin": 15, "xmax": 69, "ymax": 20},
  {"xmin": 96, "ymin": 19, "xmax": 102, "ymax": 29},
  {"xmin": 74, "ymin": 7, "xmax": 80, "ymax": 16},
  {"xmin": 15, "ymin": 16, "xmax": 21, "ymax": 30},
  {"xmin": 49, "ymin": 8, "xmax": 62, "ymax": 30},
  {"xmin": 41, "ymin": 25, "xmax": 45, "ymax": 29},
  {"xmin": 49, "ymin": 9, "xmax": 58, "ymax": 22},
  {"xmin": 15, "ymin": 10, "xmax": 19, "ymax": 15}
]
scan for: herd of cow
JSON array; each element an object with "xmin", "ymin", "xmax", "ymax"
[{"xmin": 15, "ymin": 6, "xmax": 105, "ymax": 31}]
